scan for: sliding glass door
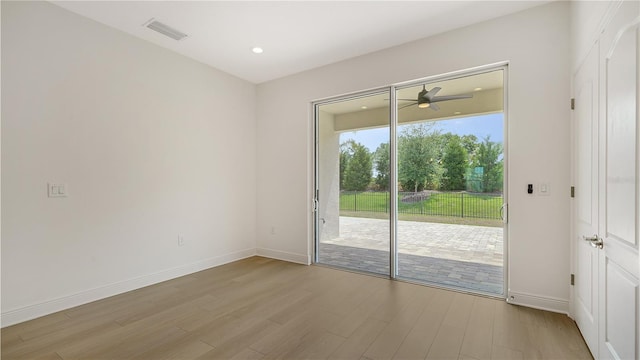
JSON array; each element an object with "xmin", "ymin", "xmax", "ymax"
[
  {"xmin": 315, "ymin": 91, "xmax": 390, "ymax": 276},
  {"xmin": 314, "ymin": 67, "xmax": 506, "ymax": 296},
  {"xmin": 395, "ymin": 70, "xmax": 505, "ymax": 295}
]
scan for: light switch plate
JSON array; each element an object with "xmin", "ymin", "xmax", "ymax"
[
  {"xmin": 48, "ymin": 183, "xmax": 68, "ymax": 197},
  {"xmin": 539, "ymin": 183, "xmax": 550, "ymax": 196}
]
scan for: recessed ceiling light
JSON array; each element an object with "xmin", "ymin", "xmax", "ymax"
[
  {"xmin": 454, "ymin": 111, "xmax": 462, "ymax": 115},
  {"xmin": 361, "ymin": 106, "xmax": 368, "ymax": 109},
  {"xmin": 474, "ymin": 87, "xmax": 482, "ymax": 91},
  {"xmin": 252, "ymin": 47, "xmax": 264, "ymax": 54}
]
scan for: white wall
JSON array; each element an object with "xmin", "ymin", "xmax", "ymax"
[
  {"xmin": 570, "ymin": 0, "xmax": 617, "ymax": 70},
  {"xmin": 256, "ymin": 1, "xmax": 572, "ymax": 312},
  {"xmin": 1, "ymin": 1, "xmax": 257, "ymax": 326}
]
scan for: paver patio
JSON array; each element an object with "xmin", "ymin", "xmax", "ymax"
[{"xmin": 318, "ymin": 216, "xmax": 504, "ymax": 295}]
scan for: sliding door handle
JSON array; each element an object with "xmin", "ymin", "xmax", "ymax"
[{"xmin": 500, "ymin": 203, "xmax": 508, "ymax": 223}]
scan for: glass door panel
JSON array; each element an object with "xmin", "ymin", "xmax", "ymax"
[
  {"xmin": 395, "ymin": 70, "xmax": 505, "ymax": 295},
  {"xmin": 316, "ymin": 92, "xmax": 390, "ymax": 276}
]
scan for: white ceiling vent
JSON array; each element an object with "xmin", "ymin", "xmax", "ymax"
[{"xmin": 144, "ymin": 19, "xmax": 187, "ymax": 41}]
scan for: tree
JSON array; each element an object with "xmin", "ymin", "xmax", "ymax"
[
  {"xmin": 460, "ymin": 134, "xmax": 479, "ymax": 162},
  {"xmin": 398, "ymin": 123, "xmax": 442, "ymax": 192},
  {"xmin": 441, "ymin": 137, "xmax": 468, "ymax": 190},
  {"xmin": 339, "ymin": 140, "xmax": 355, "ymax": 190},
  {"xmin": 473, "ymin": 136, "xmax": 503, "ymax": 193},
  {"xmin": 343, "ymin": 141, "xmax": 372, "ymax": 191},
  {"xmin": 373, "ymin": 142, "xmax": 390, "ymax": 191}
]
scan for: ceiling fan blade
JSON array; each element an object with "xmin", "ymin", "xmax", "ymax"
[
  {"xmin": 398, "ymin": 102, "xmax": 416, "ymax": 109},
  {"xmin": 423, "ymin": 86, "xmax": 441, "ymax": 100},
  {"xmin": 430, "ymin": 103, "xmax": 440, "ymax": 111},
  {"xmin": 430, "ymin": 94, "xmax": 473, "ymax": 102}
]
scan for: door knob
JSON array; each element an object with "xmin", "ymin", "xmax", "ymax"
[{"xmin": 583, "ymin": 235, "xmax": 604, "ymax": 249}]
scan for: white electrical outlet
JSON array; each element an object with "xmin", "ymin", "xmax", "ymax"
[
  {"xmin": 178, "ymin": 235, "xmax": 185, "ymax": 247},
  {"xmin": 270, "ymin": 226, "xmax": 276, "ymax": 235}
]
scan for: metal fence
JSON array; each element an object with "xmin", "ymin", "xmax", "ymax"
[{"xmin": 339, "ymin": 191, "xmax": 503, "ymax": 220}]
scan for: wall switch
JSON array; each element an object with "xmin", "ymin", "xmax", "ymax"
[
  {"xmin": 178, "ymin": 235, "xmax": 185, "ymax": 247},
  {"xmin": 539, "ymin": 183, "xmax": 550, "ymax": 196},
  {"xmin": 48, "ymin": 183, "xmax": 68, "ymax": 197},
  {"xmin": 527, "ymin": 184, "xmax": 533, "ymax": 194}
]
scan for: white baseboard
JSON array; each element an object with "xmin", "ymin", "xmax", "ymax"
[
  {"xmin": 256, "ymin": 247, "xmax": 310, "ymax": 265},
  {"xmin": 506, "ymin": 291, "xmax": 570, "ymax": 314},
  {"xmin": 1, "ymin": 248, "xmax": 256, "ymax": 328}
]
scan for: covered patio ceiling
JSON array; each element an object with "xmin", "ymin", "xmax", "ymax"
[{"xmin": 320, "ymin": 70, "xmax": 504, "ymax": 132}]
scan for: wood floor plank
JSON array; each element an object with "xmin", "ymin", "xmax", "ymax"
[
  {"xmin": 426, "ymin": 323, "xmax": 467, "ymax": 360},
  {"xmin": 1, "ymin": 331, "xmax": 24, "ymax": 350},
  {"xmin": 491, "ymin": 344, "xmax": 524, "ymax": 360},
  {"xmin": 458, "ymin": 355, "xmax": 481, "ymax": 360},
  {"xmin": 328, "ymin": 284, "xmax": 388, "ymax": 338},
  {"xmin": 393, "ymin": 289, "xmax": 453, "ymax": 360},
  {"xmin": 517, "ymin": 305, "xmax": 549, "ymax": 328},
  {"xmin": 228, "ymin": 348, "xmax": 266, "ymax": 360},
  {"xmin": 362, "ymin": 286, "xmax": 432, "ymax": 360},
  {"xmin": 56, "ymin": 323, "xmax": 186, "ymax": 360},
  {"xmin": 64, "ymin": 282, "xmax": 183, "ymax": 324},
  {"xmin": 542, "ymin": 311, "xmax": 594, "ymax": 359},
  {"xmin": 329, "ymin": 317, "xmax": 388, "ymax": 360},
  {"xmin": 2, "ymin": 316, "xmax": 122, "ymax": 359},
  {"xmin": 249, "ymin": 307, "xmax": 341, "ymax": 356},
  {"xmin": 369, "ymin": 281, "xmax": 419, "ymax": 323},
  {"xmin": 459, "ymin": 296, "xmax": 496, "ymax": 360},
  {"xmin": 131, "ymin": 334, "xmax": 214, "ymax": 360},
  {"xmin": 492, "ymin": 301, "xmax": 534, "ymax": 354},
  {"xmin": 1, "ymin": 257, "xmax": 592, "ymax": 360},
  {"xmin": 196, "ymin": 319, "xmax": 280, "ymax": 359},
  {"xmin": 279, "ymin": 330, "xmax": 345, "ymax": 359},
  {"xmin": 3, "ymin": 312, "xmax": 70, "ymax": 340},
  {"xmin": 425, "ymin": 292, "xmax": 475, "ymax": 360}
]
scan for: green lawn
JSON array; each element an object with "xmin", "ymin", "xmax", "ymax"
[{"xmin": 339, "ymin": 191, "xmax": 503, "ymax": 220}]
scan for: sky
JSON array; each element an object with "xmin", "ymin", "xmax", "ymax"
[{"xmin": 340, "ymin": 113, "xmax": 504, "ymax": 152}]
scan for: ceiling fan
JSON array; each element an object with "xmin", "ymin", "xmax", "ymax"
[{"xmin": 398, "ymin": 85, "xmax": 473, "ymax": 111}]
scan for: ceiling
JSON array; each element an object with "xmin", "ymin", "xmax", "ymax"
[{"xmin": 52, "ymin": 1, "xmax": 548, "ymax": 84}]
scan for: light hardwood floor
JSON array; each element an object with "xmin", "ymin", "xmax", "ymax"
[{"xmin": 2, "ymin": 257, "xmax": 592, "ymax": 360}]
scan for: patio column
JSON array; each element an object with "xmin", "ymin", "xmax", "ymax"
[{"xmin": 318, "ymin": 110, "xmax": 340, "ymax": 241}]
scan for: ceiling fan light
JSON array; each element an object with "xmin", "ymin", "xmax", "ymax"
[{"xmin": 418, "ymin": 102, "xmax": 430, "ymax": 109}]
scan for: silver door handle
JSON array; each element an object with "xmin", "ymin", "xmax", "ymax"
[
  {"xmin": 500, "ymin": 204, "xmax": 507, "ymax": 223},
  {"xmin": 583, "ymin": 235, "xmax": 604, "ymax": 249}
]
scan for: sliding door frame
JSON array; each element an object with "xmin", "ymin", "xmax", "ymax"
[
  {"xmin": 312, "ymin": 62, "xmax": 509, "ymax": 296},
  {"xmin": 312, "ymin": 87, "xmax": 393, "ymax": 268}
]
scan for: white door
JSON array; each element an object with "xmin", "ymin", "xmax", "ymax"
[
  {"xmin": 573, "ymin": 41, "xmax": 600, "ymax": 356},
  {"xmin": 597, "ymin": 2, "xmax": 639, "ymax": 359},
  {"xmin": 574, "ymin": 2, "xmax": 640, "ymax": 359}
]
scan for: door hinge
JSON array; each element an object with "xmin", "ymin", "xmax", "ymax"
[
  {"xmin": 571, "ymin": 186, "xmax": 575, "ymax": 198},
  {"xmin": 570, "ymin": 98, "xmax": 575, "ymax": 110},
  {"xmin": 571, "ymin": 273, "xmax": 575, "ymax": 286}
]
